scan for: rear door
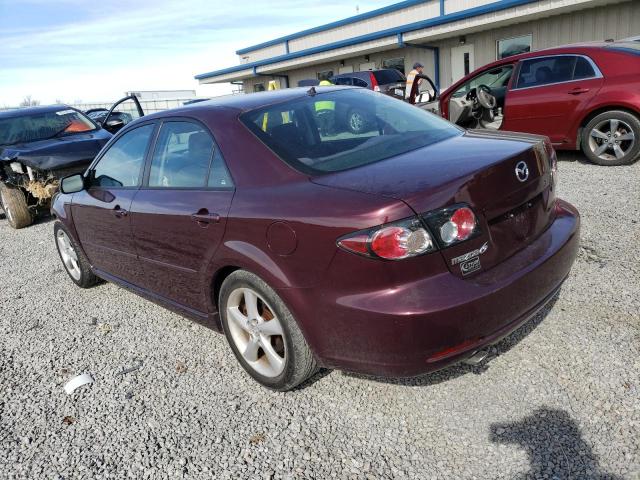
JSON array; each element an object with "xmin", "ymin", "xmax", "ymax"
[
  {"xmin": 71, "ymin": 122, "xmax": 156, "ymax": 284},
  {"xmin": 503, "ymin": 55, "xmax": 604, "ymax": 145},
  {"xmin": 130, "ymin": 119, "xmax": 234, "ymax": 313}
]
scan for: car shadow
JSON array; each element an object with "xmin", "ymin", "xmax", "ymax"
[
  {"xmin": 556, "ymin": 150, "xmax": 591, "ymax": 164},
  {"xmin": 490, "ymin": 407, "xmax": 624, "ymax": 479},
  {"xmin": 336, "ymin": 292, "xmax": 560, "ymax": 388}
]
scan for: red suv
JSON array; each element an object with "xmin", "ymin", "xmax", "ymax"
[{"xmin": 438, "ymin": 41, "xmax": 640, "ymax": 166}]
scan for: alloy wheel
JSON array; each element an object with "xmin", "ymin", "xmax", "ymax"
[
  {"xmin": 588, "ymin": 119, "xmax": 636, "ymax": 162},
  {"xmin": 56, "ymin": 230, "xmax": 82, "ymax": 281},
  {"xmin": 226, "ymin": 287, "xmax": 286, "ymax": 378}
]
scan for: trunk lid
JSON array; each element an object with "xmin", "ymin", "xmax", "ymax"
[{"xmin": 312, "ymin": 130, "xmax": 556, "ymax": 277}]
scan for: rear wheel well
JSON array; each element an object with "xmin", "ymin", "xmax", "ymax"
[
  {"xmin": 578, "ymin": 106, "xmax": 640, "ymax": 148},
  {"xmin": 211, "ymin": 266, "xmax": 241, "ymax": 311}
]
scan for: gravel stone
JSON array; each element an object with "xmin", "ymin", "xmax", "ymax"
[{"xmin": 0, "ymin": 152, "xmax": 638, "ymax": 479}]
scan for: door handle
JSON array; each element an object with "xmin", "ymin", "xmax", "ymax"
[
  {"xmin": 568, "ymin": 88, "xmax": 590, "ymax": 95},
  {"xmin": 113, "ymin": 205, "xmax": 128, "ymax": 218},
  {"xmin": 191, "ymin": 210, "xmax": 220, "ymax": 225}
]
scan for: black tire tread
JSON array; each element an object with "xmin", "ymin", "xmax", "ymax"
[{"xmin": 0, "ymin": 183, "xmax": 32, "ymax": 229}]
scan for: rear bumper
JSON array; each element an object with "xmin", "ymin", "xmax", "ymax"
[{"xmin": 280, "ymin": 199, "xmax": 580, "ymax": 377}]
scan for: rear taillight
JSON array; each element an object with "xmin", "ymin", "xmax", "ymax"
[
  {"xmin": 338, "ymin": 217, "xmax": 434, "ymax": 261},
  {"xmin": 369, "ymin": 72, "xmax": 380, "ymax": 92},
  {"xmin": 337, "ymin": 204, "xmax": 480, "ymax": 260},
  {"xmin": 422, "ymin": 204, "xmax": 481, "ymax": 247}
]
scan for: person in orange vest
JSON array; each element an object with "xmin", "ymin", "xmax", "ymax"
[{"xmin": 405, "ymin": 62, "xmax": 437, "ymax": 105}]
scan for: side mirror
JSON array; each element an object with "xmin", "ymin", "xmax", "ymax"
[
  {"xmin": 60, "ymin": 174, "xmax": 85, "ymax": 194},
  {"xmin": 104, "ymin": 118, "xmax": 124, "ymax": 133}
]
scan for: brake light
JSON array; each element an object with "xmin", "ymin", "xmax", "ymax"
[
  {"xmin": 422, "ymin": 204, "xmax": 481, "ymax": 247},
  {"xmin": 440, "ymin": 207, "xmax": 476, "ymax": 244},
  {"xmin": 337, "ymin": 204, "xmax": 480, "ymax": 260},
  {"xmin": 337, "ymin": 217, "xmax": 434, "ymax": 261},
  {"xmin": 369, "ymin": 72, "xmax": 380, "ymax": 92}
]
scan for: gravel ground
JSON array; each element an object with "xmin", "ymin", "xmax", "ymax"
[{"xmin": 0, "ymin": 153, "xmax": 638, "ymax": 480}]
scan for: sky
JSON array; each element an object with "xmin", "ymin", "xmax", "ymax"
[{"xmin": 0, "ymin": 0, "xmax": 385, "ymax": 107}]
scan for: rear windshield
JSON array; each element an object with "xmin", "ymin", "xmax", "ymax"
[
  {"xmin": 373, "ymin": 69, "xmax": 406, "ymax": 84},
  {"xmin": 240, "ymin": 88, "xmax": 460, "ymax": 175},
  {"xmin": 0, "ymin": 109, "xmax": 96, "ymax": 146}
]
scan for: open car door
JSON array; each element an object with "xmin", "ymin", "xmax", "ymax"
[{"xmin": 102, "ymin": 95, "xmax": 145, "ymax": 134}]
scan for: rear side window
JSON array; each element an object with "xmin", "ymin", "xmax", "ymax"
[
  {"xmin": 573, "ymin": 57, "xmax": 596, "ymax": 79},
  {"xmin": 516, "ymin": 56, "xmax": 574, "ymax": 87},
  {"xmin": 353, "ymin": 78, "xmax": 369, "ymax": 88},
  {"xmin": 333, "ymin": 77, "xmax": 352, "ymax": 86},
  {"xmin": 149, "ymin": 121, "xmax": 213, "ymax": 188},
  {"xmin": 516, "ymin": 55, "xmax": 597, "ymax": 88},
  {"xmin": 372, "ymin": 69, "xmax": 406, "ymax": 84},
  {"xmin": 92, "ymin": 124, "xmax": 154, "ymax": 188},
  {"xmin": 240, "ymin": 88, "xmax": 460, "ymax": 175}
]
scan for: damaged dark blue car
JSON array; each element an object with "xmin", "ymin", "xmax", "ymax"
[{"xmin": 0, "ymin": 97, "xmax": 143, "ymax": 228}]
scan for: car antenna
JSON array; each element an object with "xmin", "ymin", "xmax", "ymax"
[{"xmin": 307, "ymin": 86, "xmax": 317, "ymax": 96}]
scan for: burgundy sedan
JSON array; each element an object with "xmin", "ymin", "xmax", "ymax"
[
  {"xmin": 438, "ymin": 41, "xmax": 640, "ymax": 166},
  {"xmin": 52, "ymin": 87, "xmax": 579, "ymax": 391}
]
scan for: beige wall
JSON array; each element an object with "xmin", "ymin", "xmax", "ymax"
[{"xmin": 242, "ymin": 0, "xmax": 638, "ymax": 93}]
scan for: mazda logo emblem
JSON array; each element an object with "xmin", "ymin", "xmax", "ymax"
[{"xmin": 515, "ymin": 161, "xmax": 529, "ymax": 182}]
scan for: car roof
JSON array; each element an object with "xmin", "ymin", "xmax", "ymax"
[
  {"xmin": 140, "ymin": 86, "xmax": 358, "ymax": 120},
  {"xmin": 480, "ymin": 41, "xmax": 631, "ymax": 69},
  {"xmin": 0, "ymin": 104, "xmax": 74, "ymax": 119}
]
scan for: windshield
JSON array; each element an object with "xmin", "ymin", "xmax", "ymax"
[
  {"xmin": 0, "ymin": 108, "xmax": 97, "ymax": 146},
  {"xmin": 240, "ymin": 88, "xmax": 461, "ymax": 175}
]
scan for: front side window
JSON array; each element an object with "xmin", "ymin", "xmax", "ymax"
[
  {"xmin": 452, "ymin": 65, "xmax": 514, "ymax": 98},
  {"xmin": 91, "ymin": 124, "xmax": 154, "ymax": 188},
  {"xmin": 241, "ymin": 89, "xmax": 461, "ymax": 175},
  {"xmin": 149, "ymin": 121, "xmax": 214, "ymax": 188},
  {"xmin": 515, "ymin": 56, "xmax": 594, "ymax": 88}
]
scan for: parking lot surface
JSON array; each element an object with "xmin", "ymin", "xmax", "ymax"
[{"xmin": 0, "ymin": 153, "xmax": 638, "ymax": 479}]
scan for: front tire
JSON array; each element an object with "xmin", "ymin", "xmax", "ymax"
[
  {"xmin": 0, "ymin": 183, "xmax": 33, "ymax": 229},
  {"xmin": 54, "ymin": 222, "xmax": 99, "ymax": 288},
  {"xmin": 219, "ymin": 270, "xmax": 318, "ymax": 391},
  {"xmin": 581, "ymin": 110, "xmax": 640, "ymax": 166}
]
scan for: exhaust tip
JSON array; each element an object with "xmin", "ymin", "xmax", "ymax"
[{"xmin": 463, "ymin": 349, "xmax": 489, "ymax": 366}]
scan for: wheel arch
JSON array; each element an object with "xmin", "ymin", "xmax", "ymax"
[{"xmin": 576, "ymin": 105, "xmax": 640, "ymax": 149}]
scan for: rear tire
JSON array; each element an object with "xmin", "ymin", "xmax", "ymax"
[
  {"xmin": 0, "ymin": 183, "xmax": 32, "ymax": 229},
  {"xmin": 581, "ymin": 110, "xmax": 640, "ymax": 166},
  {"xmin": 219, "ymin": 270, "xmax": 318, "ymax": 391},
  {"xmin": 54, "ymin": 221, "xmax": 99, "ymax": 288}
]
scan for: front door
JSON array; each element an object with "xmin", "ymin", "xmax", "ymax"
[
  {"xmin": 130, "ymin": 120, "xmax": 235, "ymax": 313},
  {"xmin": 503, "ymin": 55, "xmax": 604, "ymax": 145},
  {"xmin": 72, "ymin": 123, "xmax": 156, "ymax": 284},
  {"xmin": 451, "ymin": 44, "xmax": 475, "ymax": 85},
  {"xmin": 102, "ymin": 95, "xmax": 145, "ymax": 135}
]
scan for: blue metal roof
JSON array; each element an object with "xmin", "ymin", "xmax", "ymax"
[{"xmin": 196, "ymin": 0, "xmax": 539, "ymax": 81}]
